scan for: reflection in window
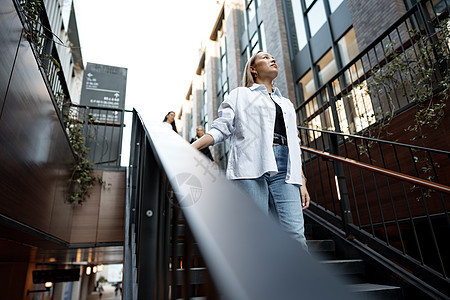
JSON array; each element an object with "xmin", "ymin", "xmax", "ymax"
[
  {"xmin": 337, "ymin": 28, "xmax": 359, "ymax": 66},
  {"xmin": 316, "ymin": 50, "xmax": 337, "ymax": 86},
  {"xmin": 260, "ymin": 22, "xmax": 267, "ymax": 51},
  {"xmin": 307, "ymin": 0, "xmax": 326, "ymax": 37},
  {"xmin": 292, "ymin": 0, "xmax": 308, "ymax": 50},
  {"xmin": 298, "ymin": 70, "xmax": 315, "ymax": 101},
  {"xmin": 337, "ymin": 28, "xmax": 363, "ymax": 83},
  {"xmin": 328, "ymin": 0, "xmax": 344, "ymax": 13}
]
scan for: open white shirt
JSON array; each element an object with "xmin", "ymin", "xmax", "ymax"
[{"xmin": 208, "ymin": 84, "xmax": 303, "ymax": 185}]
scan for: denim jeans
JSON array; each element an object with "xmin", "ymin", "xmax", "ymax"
[{"xmin": 234, "ymin": 142, "xmax": 308, "ymax": 250}]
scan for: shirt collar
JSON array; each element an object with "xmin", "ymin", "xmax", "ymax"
[{"xmin": 249, "ymin": 83, "xmax": 282, "ymax": 97}]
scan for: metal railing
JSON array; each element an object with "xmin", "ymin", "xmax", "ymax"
[
  {"xmin": 73, "ymin": 104, "xmax": 130, "ymax": 168},
  {"xmin": 124, "ymin": 110, "xmax": 357, "ymax": 300},
  {"xmin": 296, "ymin": 0, "xmax": 449, "ymax": 135},
  {"xmin": 298, "ymin": 126, "xmax": 450, "ymax": 298}
]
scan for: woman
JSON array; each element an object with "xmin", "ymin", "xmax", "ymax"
[
  {"xmin": 192, "ymin": 51, "xmax": 310, "ymax": 249},
  {"xmin": 163, "ymin": 111, "xmax": 178, "ymax": 133}
]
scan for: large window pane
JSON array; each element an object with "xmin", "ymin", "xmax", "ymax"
[
  {"xmin": 260, "ymin": 22, "xmax": 267, "ymax": 51},
  {"xmin": 316, "ymin": 50, "xmax": 337, "ymax": 85},
  {"xmin": 250, "ymin": 31, "xmax": 260, "ymax": 54},
  {"xmin": 328, "ymin": 0, "xmax": 344, "ymax": 13},
  {"xmin": 298, "ymin": 70, "xmax": 315, "ymax": 100},
  {"xmin": 337, "ymin": 28, "xmax": 358, "ymax": 66},
  {"xmin": 292, "ymin": 0, "xmax": 308, "ymax": 50},
  {"xmin": 337, "ymin": 28, "xmax": 363, "ymax": 82},
  {"xmin": 307, "ymin": 0, "xmax": 326, "ymax": 37},
  {"xmin": 247, "ymin": 0, "xmax": 256, "ymax": 23},
  {"xmin": 304, "ymin": 0, "xmax": 315, "ymax": 9}
]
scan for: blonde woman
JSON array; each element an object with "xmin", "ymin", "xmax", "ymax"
[{"xmin": 193, "ymin": 51, "xmax": 310, "ymax": 249}]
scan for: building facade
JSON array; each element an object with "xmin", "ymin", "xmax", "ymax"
[
  {"xmin": 180, "ymin": 1, "xmax": 450, "ymax": 295},
  {"xmin": 181, "ymin": 0, "xmax": 448, "ymax": 164}
]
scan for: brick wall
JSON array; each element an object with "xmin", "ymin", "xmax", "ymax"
[{"xmin": 347, "ymin": 0, "xmax": 407, "ymax": 51}]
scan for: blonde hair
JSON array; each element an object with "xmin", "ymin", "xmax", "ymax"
[{"xmin": 241, "ymin": 50, "xmax": 263, "ymax": 87}]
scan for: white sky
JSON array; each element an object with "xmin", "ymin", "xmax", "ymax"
[{"xmin": 73, "ymin": 0, "xmax": 222, "ymax": 122}]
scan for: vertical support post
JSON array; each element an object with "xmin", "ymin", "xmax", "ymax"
[
  {"xmin": 137, "ymin": 139, "xmax": 161, "ymax": 300},
  {"xmin": 327, "ymin": 84, "xmax": 353, "ymax": 234}
]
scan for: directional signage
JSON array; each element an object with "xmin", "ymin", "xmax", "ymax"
[
  {"xmin": 33, "ymin": 268, "xmax": 81, "ymax": 283},
  {"xmin": 80, "ymin": 62, "xmax": 127, "ymax": 110}
]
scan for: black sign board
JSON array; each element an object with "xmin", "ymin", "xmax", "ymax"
[
  {"xmin": 33, "ymin": 268, "xmax": 81, "ymax": 283},
  {"xmin": 80, "ymin": 62, "xmax": 127, "ymax": 111}
]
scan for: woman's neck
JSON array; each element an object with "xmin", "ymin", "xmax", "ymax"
[{"xmin": 255, "ymin": 78, "xmax": 274, "ymax": 93}]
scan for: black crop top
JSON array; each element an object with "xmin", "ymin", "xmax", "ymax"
[{"xmin": 269, "ymin": 93, "xmax": 287, "ymax": 138}]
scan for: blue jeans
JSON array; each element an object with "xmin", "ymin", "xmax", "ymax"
[{"xmin": 234, "ymin": 143, "xmax": 308, "ymax": 250}]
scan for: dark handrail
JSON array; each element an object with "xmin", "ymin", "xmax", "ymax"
[
  {"xmin": 301, "ymin": 145, "xmax": 450, "ymax": 194},
  {"xmin": 126, "ymin": 110, "xmax": 358, "ymax": 299}
]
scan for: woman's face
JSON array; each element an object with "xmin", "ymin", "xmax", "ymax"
[
  {"xmin": 166, "ymin": 112, "xmax": 175, "ymax": 123},
  {"xmin": 251, "ymin": 52, "xmax": 278, "ymax": 81}
]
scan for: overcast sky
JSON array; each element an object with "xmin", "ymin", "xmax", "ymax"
[
  {"xmin": 73, "ymin": 0, "xmax": 222, "ymax": 122},
  {"xmin": 69, "ymin": 0, "xmax": 221, "ymax": 164}
]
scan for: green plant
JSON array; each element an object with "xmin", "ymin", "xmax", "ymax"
[
  {"xmin": 356, "ymin": 18, "xmax": 449, "ymax": 198},
  {"xmin": 22, "ymin": 1, "xmax": 98, "ymax": 205},
  {"xmin": 57, "ymin": 93, "xmax": 98, "ymax": 205}
]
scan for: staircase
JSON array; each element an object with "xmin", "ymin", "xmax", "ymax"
[
  {"xmin": 305, "ymin": 213, "xmax": 405, "ymax": 300},
  {"xmin": 170, "ymin": 212, "xmax": 406, "ymax": 300}
]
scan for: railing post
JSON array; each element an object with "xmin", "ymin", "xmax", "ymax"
[
  {"xmin": 137, "ymin": 139, "xmax": 162, "ymax": 300},
  {"xmin": 327, "ymin": 83, "xmax": 354, "ymax": 234}
]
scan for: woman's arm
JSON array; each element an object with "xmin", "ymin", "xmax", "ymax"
[{"xmin": 192, "ymin": 133, "xmax": 214, "ymax": 150}]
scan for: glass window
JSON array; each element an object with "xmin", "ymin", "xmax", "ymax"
[
  {"xmin": 247, "ymin": 0, "xmax": 256, "ymax": 23},
  {"xmin": 298, "ymin": 70, "xmax": 315, "ymax": 100},
  {"xmin": 328, "ymin": 0, "xmax": 344, "ymax": 13},
  {"xmin": 291, "ymin": 0, "xmax": 308, "ymax": 50},
  {"xmin": 307, "ymin": 0, "xmax": 326, "ymax": 37},
  {"xmin": 337, "ymin": 28, "xmax": 363, "ymax": 82},
  {"xmin": 250, "ymin": 32, "xmax": 260, "ymax": 54},
  {"xmin": 316, "ymin": 50, "xmax": 337, "ymax": 85},
  {"xmin": 337, "ymin": 28, "xmax": 358, "ymax": 66},
  {"xmin": 304, "ymin": 0, "xmax": 315, "ymax": 9},
  {"xmin": 260, "ymin": 22, "xmax": 267, "ymax": 51}
]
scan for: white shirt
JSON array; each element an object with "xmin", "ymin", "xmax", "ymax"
[{"xmin": 208, "ymin": 84, "xmax": 303, "ymax": 185}]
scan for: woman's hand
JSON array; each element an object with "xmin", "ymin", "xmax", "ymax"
[{"xmin": 300, "ymin": 180, "xmax": 310, "ymax": 210}]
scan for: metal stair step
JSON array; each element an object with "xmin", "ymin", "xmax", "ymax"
[
  {"xmin": 349, "ymin": 283, "xmax": 403, "ymax": 299},
  {"xmin": 320, "ymin": 259, "xmax": 365, "ymax": 276},
  {"xmin": 306, "ymin": 239, "xmax": 335, "ymax": 252}
]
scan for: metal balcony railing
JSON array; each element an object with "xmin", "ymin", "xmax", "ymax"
[
  {"xmin": 298, "ymin": 126, "xmax": 450, "ymax": 298},
  {"xmin": 296, "ymin": 0, "xmax": 449, "ymax": 135}
]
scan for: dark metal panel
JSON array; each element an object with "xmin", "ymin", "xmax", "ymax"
[
  {"xmin": 309, "ymin": 25, "xmax": 333, "ymax": 63},
  {"xmin": 0, "ymin": 3, "xmax": 74, "ymax": 240},
  {"xmin": 0, "ymin": 0, "xmax": 22, "ymax": 111},
  {"xmin": 293, "ymin": 45, "xmax": 312, "ymax": 81},
  {"xmin": 329, "ymin": 1, "xmax": 353, "ymax": 41}
]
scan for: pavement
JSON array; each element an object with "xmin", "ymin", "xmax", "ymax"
[{"xmin": 87, "ymin": 284, "xmax": 122, "ymax": 300}]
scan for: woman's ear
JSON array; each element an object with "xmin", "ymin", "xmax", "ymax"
[{"xmin": 250, "ymin": 66, "xmax": 257, "ymax": 77}]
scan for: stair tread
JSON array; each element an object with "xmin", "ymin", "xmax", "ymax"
[
  {"xmin": 320, "ymin": 259, "xmax": 364, "ymax": 264},
  {"xmin": 349, "ymin": 283, "xmax": 402, "ymax": 292}
]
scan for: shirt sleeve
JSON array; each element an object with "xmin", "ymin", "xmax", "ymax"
[{"xmin": 208, "ymin": 88, "xmax": 238, "ymax": 145}]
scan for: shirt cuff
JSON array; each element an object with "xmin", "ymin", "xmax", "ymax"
[{"xmin": 207, "ymin": 128, "xmax": 224, "ymax": 145}]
